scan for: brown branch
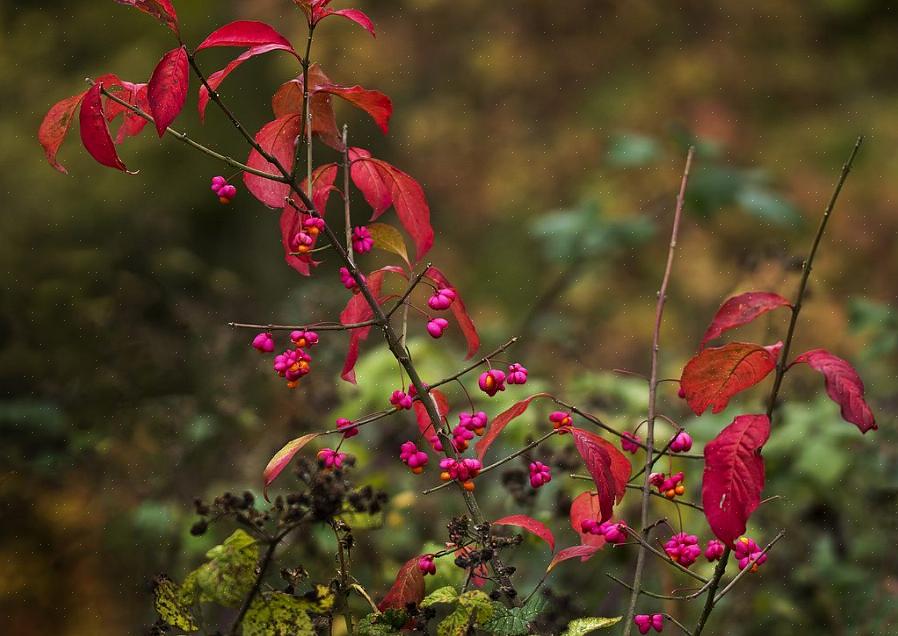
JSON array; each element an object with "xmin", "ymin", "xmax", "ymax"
[
  {"xmin": 622, "ymin": 147, "xmax": 695, "ymax": 635},
  {"xmin": 227, "ymin": 320, "xmax": 378, "ymax": 332}
]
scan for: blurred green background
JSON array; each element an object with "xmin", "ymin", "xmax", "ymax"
[{"xmin": 3, "ymin": 0, "xmax": 897, "ymax": 634}]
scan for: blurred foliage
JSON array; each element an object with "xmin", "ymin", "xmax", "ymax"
[{"xmin": 2, "ymin": 0, "xmax": 897, "ymax": 634}]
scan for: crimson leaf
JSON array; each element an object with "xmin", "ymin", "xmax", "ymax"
[
  {"xmin": 243, "ymin": 114, "xmax": 303, "ymax": 207},
  {"xmin": 569, "ymin": 491, "xmax": 607, "ymax": 549},
  {"xmin": 475, "ymin": 393, "xmax": 551, "ymax": 460},
  {"xmin": 425, "ymin": 266, "xmax": 480, "ymax": 359},
  {"xmin": 39, "ymin": 92, "xmax": 86, "ymax": 174},
  {"xmin": 148, "ymin": 46, "xmax": 189, "ymax": 137},
  {"xmin": 494, "ymin": 515, "xmax": 555, "ymax": 552},
  {"xmin": 263, "ymin": 433, "xmax": 321, "ymax": 500},
  {"xmin": 413, "ymin": 389, "xmax": 450, "ymax": 451},
  {"xmin": 546, "ymin": 545, "xmax": 601, "ymax": 571},
  {"xmin": 700, "ymin": 291, "xmax": 792, "ymax": 349},
  {"xmin": 114, "ymin": 0, "xmax": 179, "ymax": 35},
  {"xmin": 378, "ymin": 557, "xmax": 425, "ymax": 611},
  {"xmin": 570, "ymin": 427, "xmax": 630, "ymax": 522},
  {"xmin": 79, "ymin": 82, "xmax": 131, "ymax": 172},
  {"xmin": 196, "ymin": 20, "xmax": 294, "ymax": 50},
  {"xmin": 680, "ymin": 341, "xmax": 782, "ymax": 415},
  {"xmin": 702, "ymin": 414, "xmax": 770, "ymax": 547},
  {"xmin": 791, "ymin": 349, "xmax": 877, "ymax": 433}
]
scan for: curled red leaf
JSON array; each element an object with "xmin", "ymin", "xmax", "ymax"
[
  {"xmin": 104, "ymin": 80, "xmax": 150, "ymax": 144},
  {"xmin": 570, "ymin": 427, "xmax": 630, "ymax": 522},
  {"xmin": 680, "ymin": 341, "xmax": 782, "ymax": 415},
  {"xmin": 378, "ymin": 557, "xmax": 425, "ymax": 611},
  {"xmin": 148, "ymin": 46, "xmax": 189, "ymax": 137},
  {"xmin": 425, "ymin": 266, "xmax": 480, "ymax": 359},
  {"xmin": 79, "ymin": 82, "xmax": 131, "ymax": 172},
  {"xmin": 197, "ymin": 20, "xmax": 295, "ymax": 51},
  {"xmin": 702, "ymin": 414, "xmax": 770, "ymax": 547},
  {"xmin": 39, "ymin": 92, "xmax": 86, "ymax": 173},
  {"xmin": 569, "ymin": 491, "xmax": 609, "ymax": 550},
  {"xmin": 792, "ymin": 349, "xmax": 876, "ymax": 433},
  {"xmin": 475, "ymin": 393, "xmax": 551, "ymax": 460},
  {"xmin": 700, "ymin": 291, "xmax": 792, "ymax": 349},
  {"xmin": 494, "ymin": 515, "xmax": 555, "ymax": 552},
  {"xmin": 263, "ymin": 433, "xmax": 321, "ymax": 500},
  {"xmin": 114, "ymin": 0, "xmax": 179, "ymax": 35}
]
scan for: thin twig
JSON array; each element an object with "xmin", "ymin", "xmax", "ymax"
[
  {"xmin": 623, "ymin": 483, "xmax": 704, "ymax": 512},
  {"xmin": 712, "ymin": 531, "xmax": 786, "ymax": 604},
  {"xmin": 386, "ymin": 266, "xmax": 433, "ymax": 319},
  {"xmin": 621, "ymin": 526, "xmax": 708, "ymax": 584},
  {"xmin": 623, "ymin": 147, "xmax": 695, "ymax": 634},
  {"xmin": 228, "ymin": 320, "xmax": 378, "ymax": 331},
  {"xmin": 229, "ymin": 539, "xmax": 278, "ymax": 636},
  {"xmin": 663, "ymin": 613, "xmax": 694, "ymax": 636},
  {"xmin": 428, "ymin": 338, "xmax": 520, "ymax": 389}
]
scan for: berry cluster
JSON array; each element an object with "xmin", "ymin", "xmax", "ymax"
[
  {"xmin": 339, "ymin": 266, "xmax": 363, "ymax": 293},
  {"xmin": 427, "ymin": 287, "xmax": 456, "ymax": 311},
  {"xmin": 704, "ymin": 539, "xmax": 725, "ymax": 562},
  {"xmin": 581, "ymin": 519, "xmax": 628, "ymax": 544},
  {"xmin": 336, "ymin": 417, "xmax": 358, "ymax": 439},
  {"xmin": 399, "ymin": 441, "xmax": 429, "ymax": 474},
  {"xmin": 210, "ymin": 175, "xmax": 237, "ymax": 204},
  {"xmin": 649, "ymin": 471, "xmax": 686, "ymax": 499},
  {"xmin": 669, "ymin": 430, "xmax": 693, "ymax": 453},
  {"xmin": 288, "ymin": 217, "xmax": 326, "ymax": 263},
  {"xmin": 317, "ymin": 448, "xmax": 349, "ymax": 469},
  {"xmin": 528, "ymin": 461, "xmax": 552, "ymax": 489},
  {"xmin": 621, "ymin": 431, "xmax": 642, "ymax": 453},
  {"xmin": 663, "ymin": 532, "xmax": 702, "ymax": 567},
  {"xmin": 634, "ymin": 614, "xmax": 665, "ymax": 634},
  {"xmin": 390, "ymin": 389, "xmax": 414, "ymax": 410},
  {"xmin": 734, "ymin": 536, "xmax": 767, "ymax": 571},
  {"xmin": 252, "ymin": 329, "xmax": 320, "ymax": 389},
  {"xmin": 350, "ymin": 225, "xmax": 374, "ymax": 254},
  {"xmin": 439, "ymin": 457, "xmax": 483, "ymax": 491}
]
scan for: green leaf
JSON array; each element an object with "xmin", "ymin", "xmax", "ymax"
[
  {"xmin": 356, "ymin": 609, "xmax": 407, "ymax": 635},
  {"xmin": 242, "ymin": 592, "xmax": 315, "ymax": 636},
  {"xmin": 152, "ymin": 575, "xmax": 198, "ymax": 632},
  {"xmin": 368, "ymin": 222, "xmax": 410, "ymax": 266},
  {"xmin": 438, "ymin": 605, "xmax": 474, "ymax": 636},
  {"xmin": 606, "ymin": 132, "xmax": 660, "ymax": 168},
  {"xmin": 735, "ymin": 184, "xmax": 800, "ymax": 226},
  {"xmin": 421, "ymin": 585, "xmax": 459, "ymax": 608},
  {"xmin": 483, "ymin": 593, "xmax": 547, "ymax": 635},
  {"xmin": 560, "ymin": 616, "xmax": 623, "ymax": 636},
  {"xmin": 337, "ymin": 506, "xmax": 385, "ymax": 530},
  {"xmin": 181, "ymin": 529, "xmax": 259, "ymax": 607},
  {"xmin": 458, "ymin": 590, "xmax": 494, "ymax": 623}
]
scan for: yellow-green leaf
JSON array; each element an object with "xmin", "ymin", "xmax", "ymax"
[
  {"xmin": 368, "ymin": 223, "xmax": 410, "ymax": 266},
  {"xmin": 560, "ymin": 616, "xmax": 623, "ymax": 636},
  {"xmin": 243, "ymin": 592, "xmax": 315, "ymax": 636},
  {"xmin": 153, "ymin": 575, "xmax": 198, "ymax": 632}
]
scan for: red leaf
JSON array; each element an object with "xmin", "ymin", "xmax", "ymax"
[
  {"xmin": 278, "ymin": 167, "xmax": 337, "ymax": 276},
  {"xmin": 349, "ymin": 147, "xmax": 391, "ymax": 215},
  {"xmin": 148, "ymin": 46, "xmax": 189, "ymax": 137},
  {"xmin": 271, "ymin": 65, "xmax": 343, "ymax": 150},
  {"xmin": 571, "ymin": 427, "xmax": 630, "ymax": 522},
  {"xmin": 378, "ymin": 557, "xmax": 425, "ymax": 611},
  {"xmin": 700, "ymin": 292, "xmax": 792, "ymax": 349},
  {"xmin": 373, "ymin": 161, "xmax": 434, "ymax": 261},
  {"xmin": 702, "ymin": 414, "xmax": 770, "ymax": 547},
  {"xmin": 316, "ymin": 82, "xmax": 392, "ymax": 133},
  {"xmin": 263, "ymin": 433, "xmax": 321, "ymax": 500},
  {"xmin": 547, "ymin": 544, "xmax": 600, "ymax": 571},
  {"xmin": 39, "ymin": 92, "xmax": 86, "ymax": 173},
  {"xmin": 105, "ymin": 81, "xmax": 150, "ymax": 144},
  {"xmin": 413, "ymin": 389, "xmax": 450, "ymax": 450},
  {"xmin": 79, "ymin": 83, "xmax": 131, "ymax": 172},
  {"xmin": 339, "ymin": 266, "xmax": 407, "ymax": 383},
  {"xmin": 792, "ymin": 349, "xmax": 877, "ymax": 433},
  {"xmin": 114, "ymin": 0, "xmax": 179, "ymax": 34},
  {"xmin": 243, "ymin": 114, "xmax": 303, "ymax": 207},
  {"xmin": 494, "ymin": 515, "xmax": 555, "ymax": 552},
  {"xmin": 199, "ymin": 44, "xmax": 296, "ymax": 122},
  {"xmin": 316, "ymin": 8, "xmax": 376, "ymax": 37},
  {"xmin": 680, "ymin": 342, "xmax": 782, "ymax": 415},
  {"xmin": 475, "ymin": 393, "xmax": 551, "ymax": 460},
  {"xmin": 425, "ymin": 266, "xmax": 480, "ymax": 359},
  {"xmin": 197, "ymin": 20, "xmax": 295, "ymax": 51},
  {"xmin": 569, "ymin": 491, "xmax": 608, "ymax": 549}
]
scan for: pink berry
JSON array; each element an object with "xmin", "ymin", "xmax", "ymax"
[
  {"xmin": 399, "ymin": 441, "xmax": 429, "ymax": 474},
  {"xmin": 528, "ymin": 461, "xmax": 552, "ymax": 488},
  {"xmin": 339, "ymin": 267, "xmax": 360, "ymax": 292},
  {"xmin": 506, "ymin": 363, "xmax": 528, "ymax": 385},
  {"xmin": 337, "ymin": 417, "xmax": 358, "ymax": 439},
  {"xmin": 211, "ymin": 176, "xmax": 227, "ymax": 191},
  {"xmin": 351, "ymin": 226, "xmax": 374, "ymax": 254},
  {"xmin": 677, "ymin": 386, "xmax": 686, "ymax": 399},
  {"xmin": 634, "ymin": 614, "xmax": 664, "ymax": 634},
  {"xmin": 621, "ymin": 431, "xmax": 642, "ymax": 454},
  {"xmin": 390, "ymin": 390, "xmax": 413, "ymax": 410},
  {"xmin": 452, "ymin": 424, "xmax": 475, "ymax": 451},
  {"xmin": 252, "ymin": 332, "xmax": 274, "ymax": 353},
  {"xmin": 704, "ymin": 539, "xmax": 725, "ymax": 562},
  {"xmin": 427, "ymin": 288, "xmax": 456, "ymax": 311},
  {"xmin": 734, "ymin": 536, "xmax": 767, "ymax": 571},
  {"xmin": 478, "ymin": 369, "xmax": 506, "ymax": 396},
  {"xmin": 458, "ymin": 411, "xmax": 488, "ymax": 435},
  {"xmin": 598, "ymin": 520, "xmax": 628, "ymax": 544},
  {"xmin": 548, "ymin": 411, "xmax": 572, "ymax": 432},
  {"xmin": 669, "ymin": 430, "xmax": 693, "ymax": 453},
  {"xmin": 426, "ymin": 317, "xmax": 449, "ymax": 338},
  {"xmin": 273, "ymin": 347, "xmax": 312, "ymax": 387},
  {"xmin": 290, "ymin": 330, "xmax": 319, "ymax": 348},
  {"xmin": 417, "ymin": 554, "xmax": 436, "ymax": 576},
  {"xmin": 317, "ymin": 448, "xmax": 347, "ymax": 469},
  {"xmin": 663, "ymin": 533, "xmax": 701, "ymax": 567}
]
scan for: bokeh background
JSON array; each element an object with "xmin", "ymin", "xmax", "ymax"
[{"xmin": 3, "ymin": 0, "xmax": 897, "ymax": 634}]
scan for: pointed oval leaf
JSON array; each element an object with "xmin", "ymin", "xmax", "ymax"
[
  {"xmin": 263, "ymin": 433, "xmax": 321, "ymax": 500},
  {"xmin": 79, "ymin": 83, "xmax": 130, "ymax": 172},
  {"xmin": 378, "ymin": 557, "xmax": 425, "ymax": 611},
  {"xmin": 199, "ymin": 44, "xmax": 295, "ymax": 122},
  {"xmin": 701, "ymin": 291, "xmax": 792, "ymax": 349},
  {"xmin": 425, "ymin": 266, "xmax": 479, "ymax": 358},
  {"xmin": 197, "ymin": 20, "xmax": 295, "ymax": 51},
  {"xmin": 702, "ymin": 414, "xmax": 770, "ymax": 546},
  {"xmin": 148, "ymin": 46, "xmax": 189, "ymax": 137},
  {"xmin": 105, "ymin": 81, "xmax": 150, "ymax": 144},
  {"xmin": 320, "ymin": 8, "xmax": 376, "ymax": 37},
  {"xmin": 569, "ymin": 492, "xmax": 607, "ymax": 549},
  {"xmin": 680, "ymin": 341, "xmax": 782, "ymax": 415},
  {"xmin": 546, "ymin": 545, "xmax": 600, "ymax": 572},
  {"xmin": 243, "ymin": 114, "xmax": 302, "ymax": 207},
  {"xmin": 349, "ymin": 148, "xmax": 392, "ymax": 215},
  {"xmin": 560, "ymin": 617, "xmax": 622, "ymax": 636},
  {"xmin": 367, "ymin": 223, "xmax": 410, "ymax": 266},
  {"xmin": 570, "ymin": 427, "xmax": 630, "ymax": 521},
  {"xmin": 114, "ymin": 0, "xmax": 179, "ymax": 34},
  {"xmin": 316, "ymin": 82, "xmax": 392, "ymax": 133},
  {"xmin": 792, "ymin": 349, "xmax": 876, "ymax": 433},
  {"xmin": 475, "ymin": 393, "xmax": 551, "ymax": 460},
  {"xmin": 373, "ymin": 160, "xmax": 434, "ymax": 261},
  {"xmin": 273, "ymin": 65, "xmax": 343, "ymax": 149},
  {"xmin": 39, "ymin": 92, "xmax": 86, "ymax": 173},
  {"xmin": 494, "ymin": 515, "xmax": 555, "ymax": 552}
]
